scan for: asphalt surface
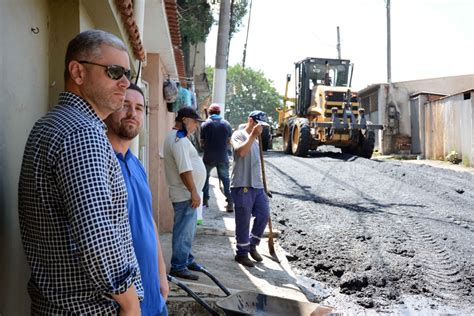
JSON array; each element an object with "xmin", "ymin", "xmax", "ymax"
[{"xmin": 263, "ymin": 149, "xmax": 474, "ymax": 314}]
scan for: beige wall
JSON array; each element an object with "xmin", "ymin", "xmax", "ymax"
[
  {"xmin": 389, "ymin": 85, "xmax": 412, "ymax": 136},
  {"xmin": 360, "ymin": 75, "xmax": 474, "ymax": 154},
  {"xmin": 0, "ymin": 0, "xmax": 51, "ymax": 314},
  {"xmin": 48, "ymin": 0, "xmax": 81, "ymax": 106},
  {"xmin": 423, "ymin": 92, "xmax": 474, "ymax": 165},
  {"xmin": 392, "ymin": 74, "xmax": 474, "ymax": 138},
  {"xmin": 189, "ymin": 42, "xmax": 206, "ymax": 75},
  {"xmin": 395, "ymin": 75, "xmax": 474, "ymax": 96},
  {"xmin": 79, "ymin": 0, "xmax": 95, "ymax": 30},
  {"xmin": 0, "ymin": 1, "xmax": 145, "ymax": 314},
  {"xmin": 142, "ymin": 54, "xmax": 176, "ymax": 233}
]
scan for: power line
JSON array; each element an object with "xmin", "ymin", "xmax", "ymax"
[{"xmin": 241, "ymin": 0, "xmax": 253, "ymax": 69}]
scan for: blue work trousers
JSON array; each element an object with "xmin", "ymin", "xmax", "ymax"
[
  {"xmin": 170, "ymin": 200, "xmax": 197, "ymax": 271},
  {"xmin": 231, "ymin": 187, "xmax": 269, "ymax": 257},
  {"xmin": 157, "ymin": 306, "xmax": 168, "ymax": 316},
  {"xmin": 203, "ymin": 162, "xmax": 232, "ymax": 203}
]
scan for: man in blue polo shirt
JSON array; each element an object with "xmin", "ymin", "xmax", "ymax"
[
  {"xmin": 105, "ymin": 83, "xmax": 168, "ymax": 316},
  {"xmin": 201, "ymin": 103, "xmax": 234, "ymax": 212}
]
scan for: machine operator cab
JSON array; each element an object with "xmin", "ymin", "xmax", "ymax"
[{"xmin": 294, "ymin": 58, "xmax": 353, "ymax": 116}]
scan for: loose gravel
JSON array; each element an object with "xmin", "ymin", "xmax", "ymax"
[{"xmin": 264, "ymin": 150, "xmax": 474, "ymax": 314}]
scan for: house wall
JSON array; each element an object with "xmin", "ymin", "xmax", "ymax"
[
  {"xmin": 190, "ymin": 42, "xmax": 206, "ymax": 75},
  {"xmin": 395, "ymin": 75, "xmax": 474, "ymax": 96},
  {"xmin": 79, "ymin": 0, "xmax": 95, "ymax": 30},
  {"xmin": 389, "ymin": 76, "xmax": 474, "ymax": 154},
  {"xmin": 0, "ymin": 1, "xmax": 51, "ymax": 314},
  {"xmin": 48, "ymin": 0, "xmax": 81, "ymax": 105},
  {"xmin": 410, "ymin": 93, "xmax": 446, "ymax": 156},
  {"xmin": 422, "ymin": 91, "xmax": 474, "ymax": 166},
  {"xmin": 389, "ymin": 85, "xmax": 412, "ymax": 136},
  {"xmin": 142, "ymin": 54, "xmax": 175, "ymax": 233},
  {"xmin": 0, "ymin": 1, "xmax": 159, "ymax": 314},
  {"xmin": 360, "ymin": 75, "xmax": 474, "ymax": 154},
  {"xmin": 398, "ymin": 76, "xmax": 474, "ymax": 151}
]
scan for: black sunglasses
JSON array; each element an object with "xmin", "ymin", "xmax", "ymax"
[{"xmin": 78, "ymin": 60, "xmax": 131, "ymax": 80}]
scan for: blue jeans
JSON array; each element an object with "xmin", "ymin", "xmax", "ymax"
[
  {"xmin": 231, "ymin": 187, "xmax": 269, "ymax": 257},
  {"xmin": 170, "ymin": 200, "xmax": 197, "ymax": 271},
  {"xmin": 203, "ymin": 162, "xmax": 232, "ymax": 203}
]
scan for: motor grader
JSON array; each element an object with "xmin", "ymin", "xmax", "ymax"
[{"xmin": 275, "ymin": 57, "xmax": 383, "ymax": 158}]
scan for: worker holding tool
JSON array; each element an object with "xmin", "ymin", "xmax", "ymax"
[{"xmin": 230, "ymin": 110, "xmax": 270, "ymax": 267}]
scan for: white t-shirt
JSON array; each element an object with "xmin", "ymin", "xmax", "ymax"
[{"xmin": 163, "ymin": 130, "xmax": 206, "ymax": 203}]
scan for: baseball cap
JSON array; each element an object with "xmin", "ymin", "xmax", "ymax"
[
  {"xmin": 176, "ymin": 107, "xmax": 204, "ymax": 122},
  {"xmin": 249, "ymin": 110, "xmax": 269, "ymax": 126},
  {"xmin": 208, "ymin": 103, "xmax": 221, "ymax": 113}
]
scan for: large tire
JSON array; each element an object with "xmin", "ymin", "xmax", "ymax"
[
  {"xmin": 291, "ymin": 119, "xmax": 311, "ymax": 157},
  {"xmin": 283, "ymin": 124, "xmax": 293, "ymax": 154},
  {"xmin": 358, "ymin": 129, "xmax": 376, "ymax": 158},
  {"xmin": 261, "ymin": 126, "xmax": 271, "ymax": 151}
]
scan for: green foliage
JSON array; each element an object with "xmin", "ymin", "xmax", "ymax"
[
  {"xmin": 206, "ymin": 64, "xmax": 282, "ymax": 128},
  {"xmin": 446, "ymin": 150, "xmax": 462, "ymax": 164},
  {"xmin": 177, "ymin": 0, "xmax": 249, "ymax": 46},
  {"xmin": 178, "ymin": 0, "xmax": 249, "ymax": 77},
  {"xmin": 177, "ymin": 0, "xmax": 215, "ymax": 45},
  {"xmin": 229, "ymin": 0, "xmax": 249, "ymax": 39}
]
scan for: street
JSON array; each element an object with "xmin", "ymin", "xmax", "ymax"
[{"xmin": 264, "ymin": 150, "xmax": 474, "ymax": 314}]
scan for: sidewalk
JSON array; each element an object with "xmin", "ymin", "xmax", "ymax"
[
  {"xmin": 161, "ymin": 170, "xmax": 311, "ymax": 315},
  {"xmin": 376, "ymin": 155, "xmax": 474, "ymax": 175}
]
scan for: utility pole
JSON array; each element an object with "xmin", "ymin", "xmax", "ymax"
[
  {"xmin": 336, "ymin": 26, "xmax": 341, "ymax": 59},
  {"xmin": 386, "ymin": 0, "xmax": 391, "ymax": 83},
  {"xmin": 212, "ymin": 0, "xmax": 231, "ymax": 117},
  {"xmin": 385, "ymin": 0, "xmax": 398, "ymax": 153}
]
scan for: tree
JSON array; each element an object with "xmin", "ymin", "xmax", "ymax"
[
  {"xmin": 177, "ymin": 0, "xmax": 249, "ymax": 79},
  {"xmin": 177, "ymin": 0, "xmax": 248, "ymax": 45},
  {"xmin": 177, "ymin": 0, "xmax": 214, "ymax": 46},
  {"xmin": 206, "ymin": 64, "xmax": 282, "ymax": 128},
  {"xmin": 229, "ymin": 0, "xmax": 249, "ymax": 40}
]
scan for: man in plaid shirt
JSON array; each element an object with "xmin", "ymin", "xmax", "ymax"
[{"xmin": 18, "ymin": 30, "xmax": 142, "ymax": 315}]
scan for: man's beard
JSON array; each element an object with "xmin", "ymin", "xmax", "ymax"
[{"xmin": 117, "ymin": 122, "xmax": 140, "ymax": 140}]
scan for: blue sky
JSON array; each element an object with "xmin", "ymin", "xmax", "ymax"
[{"xmin": 206, "ymin": 0, "xmax": 474, "ymax": 94}]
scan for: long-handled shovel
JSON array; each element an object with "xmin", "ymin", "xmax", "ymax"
[{"xmin": 258, "ymin": 135, "xmax": 279, "ymax": 262}]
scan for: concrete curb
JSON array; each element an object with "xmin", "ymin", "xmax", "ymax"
[{"xmin": 163, "ymin": 173, "xmax": 310, "ymax": 315}]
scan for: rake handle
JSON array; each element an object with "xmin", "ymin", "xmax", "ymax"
[{"xmin": 258, "ymin": 135, "xmax": 276, "ymax": 256}]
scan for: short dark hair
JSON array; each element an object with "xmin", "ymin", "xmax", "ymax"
[
  {"xmin": 64, "ymin": 29, "xmax": 127, "ymax": 82},
  {"xmin": 127, "ymin": 83, "xmax": 144, "ymax": 99}
]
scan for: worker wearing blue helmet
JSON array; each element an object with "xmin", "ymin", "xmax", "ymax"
[{"xmin": 230, "ymin": 110, "xmax": 270, "ymax": 267}]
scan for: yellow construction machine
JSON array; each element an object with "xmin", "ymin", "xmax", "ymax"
[{"xmin": 275, "ymin": 57, "xmax": 383, "ymax": 157}]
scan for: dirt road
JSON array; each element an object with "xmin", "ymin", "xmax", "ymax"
[{"xmin": 264, "ymin": 150, "xmax": 474, "ymax": 314}]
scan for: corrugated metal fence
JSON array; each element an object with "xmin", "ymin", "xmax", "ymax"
[{"xmin": 422, "ymin": 91, "xmax": 473, "ymax": 166}]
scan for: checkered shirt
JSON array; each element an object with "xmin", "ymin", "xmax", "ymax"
[{"xmin": 18, "ymin": 92, "xmax": 143, "ymax": 315}]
